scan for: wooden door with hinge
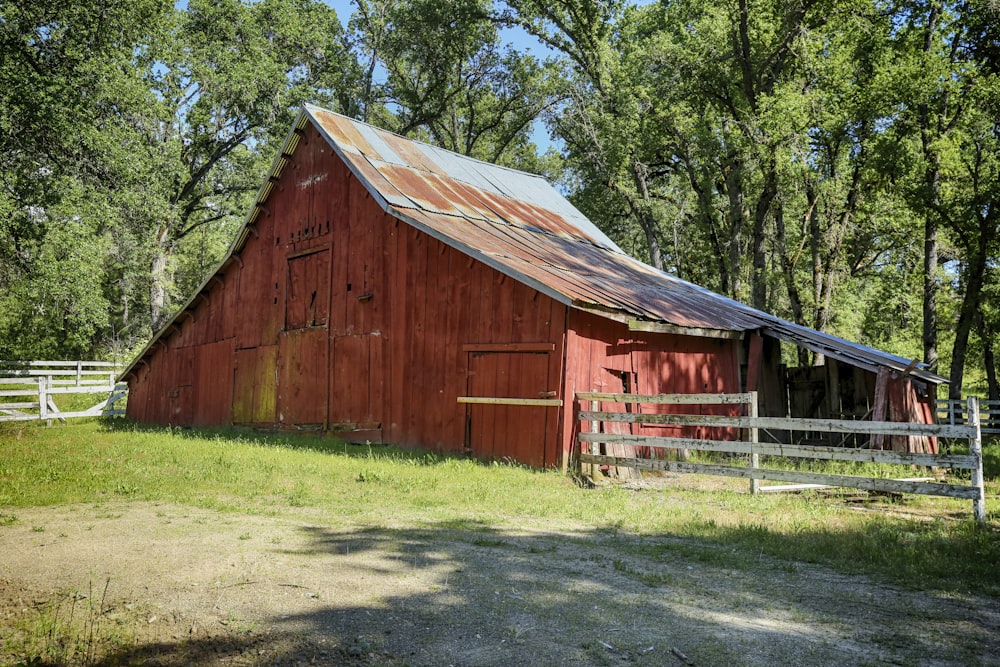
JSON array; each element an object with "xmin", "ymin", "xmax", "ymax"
[{"xmin": 462, "ymin": 347, "xmax": 560, "ymax": 467}]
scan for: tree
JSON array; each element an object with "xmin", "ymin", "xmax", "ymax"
[
  {"xmin": 0, "ymin": 0, "xmax": 171, "ymax": 358},
  {"xmin": 140, "ymin": 0, "xmax": 358, "ymax": 332},
  {"xmin": 0, "ymin": 0, "xmax": 361, "ymax": 356},
  {"xmin": 888, "ymin": 0, "xmax": 1000, "ymax": 395},
  {"xmin": 349, "ymin": 0, "xmax": 558, "ymax": 168}
]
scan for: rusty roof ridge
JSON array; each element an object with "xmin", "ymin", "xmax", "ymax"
[
  {"xmin": 304, "ymin": 105, "xmax": 622, "ymax": 253},
  {"xmin": 304, "ymin": 103, "xmax": 554, "ymax": 181}
]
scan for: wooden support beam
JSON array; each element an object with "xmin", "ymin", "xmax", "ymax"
[
  {"xmin": 577, "ymin": 409, "xmax": 975, "ymax": 438},
  {"xmin": 745, "ymin": 334, "xmax": 763, "ymax": 392},
  {"xmin": 628, "ymin": 319, "xmax": 744, "ymax": 340},
  {"xmin": 462, "ymin": 343, "xmax": 555, "ymax": 353},
  {"xmin": 457, "ymin": 396, "xmax": 562, "ymax": 407}
]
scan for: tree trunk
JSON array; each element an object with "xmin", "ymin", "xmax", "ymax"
[
  {"xmin": 807, "ymin": 183, "xmax": 824, "ymax": 365},
  {"xmin": 774, "ymin": 199, "xmax": 810, "ymax": 366},
  {"xmin": 919, "ymin": 0, "xmax": 942, "ymax": 371},
  {"xmin": 723, "ymin": 154, "xmax": 746, "ymax": 300},
  {"xmin": 948, "ymin": 249, "xmax": 988, "ymax": 400},
  {"xmin": 923, "ymin": 213, "xmax": 938, "ymax": 370},
  {"xmin": 751, "ymin": 163, "xmax": 777, "ymax": 310},
  {"xmin": 630, "ymin": 160, "xmax": 664, "ymax": 270},
  {"xmin": 683, "ymin": 157, "xmax": 730, "ymax": 291},
  {"xmin": 149, "ymin": 226, "xmax": 170, "ymax": 334}
]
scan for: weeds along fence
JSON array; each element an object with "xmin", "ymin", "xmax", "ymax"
[
  {"xmin": 937, "ymin": 398, "xmax": 1000, "ymax": 436},
  {"xmin": 577, "ymin": 392, "xmax": 986, "ymax": 523},
  {"xmin": 0, "ymin": 360, "xmax": 127, "ymax": 424}
]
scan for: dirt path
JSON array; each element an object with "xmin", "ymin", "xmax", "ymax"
[{"xmin": 1, "ymin": 502, "xmax": 997, "ymax": 666}]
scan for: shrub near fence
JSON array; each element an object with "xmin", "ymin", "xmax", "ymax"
[
  {"xmin": 0, "ymin": 360, "xmax": 127, "ymax": 424},
  {"xmin": 577, "ymin": 392, "xmax": 987, "ymax": 523}
]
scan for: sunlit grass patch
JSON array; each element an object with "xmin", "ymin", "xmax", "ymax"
[{"xmin": 0, "ymin": 421, "xmax": 997, "ymax": 595}]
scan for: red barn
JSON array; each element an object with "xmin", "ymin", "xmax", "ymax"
[{"xmin": 122, "ymin": 105, "xmax": 944, "ymax": 467}]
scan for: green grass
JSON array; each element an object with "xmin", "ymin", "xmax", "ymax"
[
  {"xmin": 1, "ymin": 420, "xmax": 998, "ymax": 596},
  {"xmin": 2, "ymin": 578, "xmax": 136, "ymax": 667}
]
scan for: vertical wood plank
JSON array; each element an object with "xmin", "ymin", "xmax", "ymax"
[
  {"xmin": 388, "ymin": 217, "xmax": 406, "ymax": 444},
  {"xmin": 745, "ymin": 333, "xmax": 762, "ymax": 393},
  {"xmin": 871, "ymin": 367, "xmax": 890, "ymax": 450}
]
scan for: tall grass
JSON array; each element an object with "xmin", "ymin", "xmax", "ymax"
[
  {"xmin": 3, "ymin": 578, "xmax": 135, "ymax": 667},
  {"xmin": 1, "ymin": 420, "xmax": 997, "ymax": 594}
]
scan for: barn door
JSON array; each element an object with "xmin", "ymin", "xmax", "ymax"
[{"xmin": 464, "ymin": 350, "xmax": 557, "ymax": 467}]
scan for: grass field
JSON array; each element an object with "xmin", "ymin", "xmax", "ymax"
[{"xmin": 1, "ymin": 419, "xmax": 997, "ymax": 596}]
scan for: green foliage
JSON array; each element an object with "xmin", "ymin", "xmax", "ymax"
[
  {"xmin": 349, "ymin": 0, "xmax": 559, "ymax": 167},
  {"xmin": 0, "ymin": 0, "xmax": 997, "ymax": 392}
]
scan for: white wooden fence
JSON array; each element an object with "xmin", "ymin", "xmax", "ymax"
[
  {"xmin": 937, "ymin": 398, "xmax": 1000, "ymax": 435},
  {"xmin": 577, "ymin": 392, "xmax": 987, "ymax": 523},
  {"xmin": 0, "ymin": 360, "xmax": 127, "ymax": 423}
]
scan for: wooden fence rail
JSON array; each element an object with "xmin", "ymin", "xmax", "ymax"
[
  {"xmin": 0, "ymin": 360, "xmax": 127, "ymax": 424},
  {"xmin": 937, "ymin": 398, "xmax": 1000, "ymax": 435},
  {"xmin": 577, "ymin": 392, "xmax": 986, "ymax": 523}
]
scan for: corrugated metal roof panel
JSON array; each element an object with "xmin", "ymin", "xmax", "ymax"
[
  {"xmin": 307, "ymin": 107, "xmax": 621, "ymax": 251},
  {"xmin": 353, "ymin": 122, "xmax": 406, "ymax": 166}
]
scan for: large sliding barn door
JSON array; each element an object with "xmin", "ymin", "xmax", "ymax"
[{"xmin": 464, "ymin": 348, "xmax": 558, "ymax": 467}]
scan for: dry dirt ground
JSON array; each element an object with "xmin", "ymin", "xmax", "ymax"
[{"xmin": 0, "ymin": 501, "xmax": 998, "ymax": 666}]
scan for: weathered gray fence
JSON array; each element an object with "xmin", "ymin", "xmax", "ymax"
[
  {"xmin": 0, "ymin": 360, "xmax": 127, "ymax": 423},
  {"xmin": 578, "ymin": 392, "xmax": 986, "ymax": 523},
  {"xmin": 937, "ymin": 398, "xmax": 999, "ymax": 435}
]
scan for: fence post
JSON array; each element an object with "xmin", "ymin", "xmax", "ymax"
[
  {"xmin": 969, "ymin": 396, "xmax": 986, "ymax": 523},
  {"xmin": 749, "ymin": 391, "xmax": 760, "ymax": 495},
  {"xmin": 38, "ymin": 376, "xmax": 48, "ymax": 423},
  {"xmin": 76, "ymin": 360, "xmax": 83, "ymax": 388},
  {"xmin": 590, "ymin": 399, "xmax": 600, "ymax": 484}
]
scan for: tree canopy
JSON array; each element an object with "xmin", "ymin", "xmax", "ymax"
[{"xmin": 0, "ymin": 0, "xmax": 996, "ymax": 398}]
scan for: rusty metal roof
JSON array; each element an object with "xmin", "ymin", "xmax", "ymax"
[
  {"xmin": 304, "ymin": 106, "xmax": 943, "ymax": 383},
  {"xmin": 120, "ymin": 105, "xmax": 945, "ymax": 384}
]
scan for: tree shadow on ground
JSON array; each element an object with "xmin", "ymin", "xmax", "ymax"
[{"xmin": 79, "ymin": 519, "xmax": 1000, "ymax": 667}]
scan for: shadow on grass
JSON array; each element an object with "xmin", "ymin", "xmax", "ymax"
[
  {"xmin": 103, "ymin": 420, "xmax": 1000, "ymax": 482},
  {"xmin": 58, "ymin": 518, "xmax": 1000, "ymax": 667},
  {"xmin": 101, "ymin": 418, "xmax": 493, "ymax": 468}
]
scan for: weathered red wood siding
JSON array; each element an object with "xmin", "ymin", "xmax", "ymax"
[
  {"xmin": 126, "ymin": 122, "xmax": 568, "ymax": 466},
  {"xmin": 559, "ymin": 311, "xmax": 742, "ymax": 464}
]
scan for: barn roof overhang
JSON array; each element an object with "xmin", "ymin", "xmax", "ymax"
[{"xmin": 120, "ymin": 105, "xmax": 947, "ymax": 387}]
